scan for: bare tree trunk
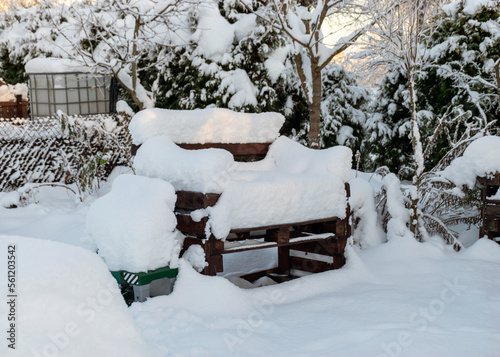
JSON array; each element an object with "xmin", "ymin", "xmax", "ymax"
[
  {"xmin": 309, "ymin": 60, "xmax": 322, "ymax": 149},
  {"xmin": 408, "ymin": 71, "xmax": 422, "ymax": 239},
  {"xmin": 495, "ymin": 60, "xmax": 500, "ymax": 98},
  {"xmin": 131, "ymin": 16, "xmax": 140, "ymax": 106}
]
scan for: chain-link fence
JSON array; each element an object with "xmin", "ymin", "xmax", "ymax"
[
  {"xmin": 0, "ymin": 117, "xmax": 64, "ymax": 141},
  {"xmin": 0, "ymin": 114, "xmax": 132, "ymax": 192}
]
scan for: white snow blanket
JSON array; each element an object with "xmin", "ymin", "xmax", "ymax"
[
  {"xmin": 134, "ymin": 136, "xmax": 234, "ymax": 194},
  {"xmin": 0, "ymin": 236, "xmax": 147, "ymax": 356},
  {"xmin": 441, "ymin": 136, "xmax": 500, "ymax": 189},
  {"xmin": 0, "ymin": 83, "xmax": 27, "ymax": 102},
  {"xmin": 135, "ymin": 136, "xmax": 351, "ymax": 239},
  {"xmin": 128, "ymin": 108, "xmax": 285, "ymax": 145},
  {"xmin": 25, "ymin": 57, "xmax": 90, "ymax": 73},
  {"xmin": 86, "ymin": 174, "xmax": 181, "ymax": 272}
]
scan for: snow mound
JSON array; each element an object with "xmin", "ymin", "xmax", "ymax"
[
  {"xmin": 0, "ymin": 236, "xmax": 146, "ymax": 356},
  {"xmin": 460, "ymin": 237, "xmax": 500, "ymax": 262},
  {"xmin": 192, "ymin": 2, "xmax": 234, "ymax": 62},
  {"xmin": 134, "ymin": 136, "xmax": 234, "ymax": 193},
  {"xmin": 86, "ymin": 174, "xmax": 181, "ymax": 272},
  {"xmin": 463, "ymin": 0, "xmax": 497, "ymax": 15},
  {"xmin": 206, "ymin": 170, "xmax": 348, "ymax": 239},
  {"xmin": 0, "ymin": 82, "xmax": 27, "ymax": 101},
  {"xmin": 128, "ymin": 108, "xmax": 285, "ymax": 145},
  {"xmin": 25, "ymin": 58, "xmax": 90, "ymax": 73},
  {"xmin": 349, "ymin": 177, "xmax": 385, "ymax": 249},
  {"xmin": 132, "ymin": 260, "xmax": 254, "ymax": 317},
  {"xmin": 182, "ymin": 244, "xmax": 208, "ymax": 272},
  {"xmin": 268, "ymin": 136, "xmax": 352, "ymax": 182},
  {"xmin": 441, "ymin": 136, "xmax": 500, "ymax": 189}
]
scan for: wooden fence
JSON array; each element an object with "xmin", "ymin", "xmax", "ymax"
[{"xmin": 0, "ymin": 94, "xmax": 28, "ymax": 120}]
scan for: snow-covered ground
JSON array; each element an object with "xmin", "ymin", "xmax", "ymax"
[{"xmin": 0, "ymin": 184, "xmax": 499, "ymax": 356}]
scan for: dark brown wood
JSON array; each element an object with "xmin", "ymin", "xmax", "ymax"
[
  {"xmin": 177, "ymin": 142, "xmax": 271, "ymax": 160},
  {"xmin": 332, "ymin": 235, "xmax": 348, "ymax": 255},
  {"xmin": 203, "ymin": 237, "xmax": 224, "ymax": 275},
  {"xmin": 239, "ymin": 268, "xmax": 279, "ymax": 283},
  {"xmin": 479, "ymin": 173, "xmax": 500, "ymax": 186},
  {"xmin": 223, "ymin": 241, "xmax": 278, "ymax": 253},
  {"xmin": 176, "ymin": 214, "xmax": 208, "ymax": 235},
  {"xmin": 0, "ymin": 98, "xmax": 28, "ymax": 120},
  {"xmin": 291, "ymin": 238, "xmax": 335, "ymax": 256},
  {"xmin": 131, "ymin": 142, "xmax": 271, "ymax": 160},
  {"xmin": 230, "ymin": 216, "xmax": 344, "ymax": 234},
  {"xmin": 277, "ymin": 246, "xmax": 290, "ymax": 274},
  {"xmin": 290, "ymin": 256, "xmax": 332, "ymax": 273},
  {"xmin": 175, "ymin": 191, "xmax": 220, "ymax": 210},
  {"xmin": 265, "ymin": 226, "xmax": 290, "ymax": 243},
  {"xmin": 16, "ymin": 95, "xmax": 22, "ymax": 118},
  {"xmin": 131, "ymin": 144, "xmax": 140, "ymax": 156},
  {"xmin": 182, "ymin": 236, "xmax": 223, "ymax": 276},
  {"xmin": 484, "ymin": 217, "xmax": 500, "ymax": 232},
  {"xmin": 485, "ymin": 204, "xmax": 500, "ymax": 216}
]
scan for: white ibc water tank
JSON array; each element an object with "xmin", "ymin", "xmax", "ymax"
[{"xmin": 26, "ymin": 58, "xmax": 112, "ymax": 118}]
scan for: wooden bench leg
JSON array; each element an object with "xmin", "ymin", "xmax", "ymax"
[
  {"xmin": 277, "ymin": 246, "xmax": 290, "ymax": 275},
  {"xmin": 201, "ymin": 236, "xmax": 224, "ymax": 276}
]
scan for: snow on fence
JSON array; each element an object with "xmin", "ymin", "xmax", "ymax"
[{"xmin": 0, "ymin": 115, "xmax": 131, "ymax": 192}]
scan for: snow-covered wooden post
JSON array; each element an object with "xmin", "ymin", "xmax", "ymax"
[{"xmin": 480, "ymin": 173, "xmax": 500, "ymax": 243}]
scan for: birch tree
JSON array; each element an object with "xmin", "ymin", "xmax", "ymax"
[
  {"xmin": 366, "ymin": 0, "xmax": 447, "ymax": 238},
  {"xmin": 255, "ymin": 0, "xmax": 370, "ymax": 148}
]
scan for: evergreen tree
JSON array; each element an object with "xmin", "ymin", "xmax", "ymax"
[
  {"xmin": 291, "ymin": 64, "xmax": 372, "ymax": 159},
  {"xmin": 156, "ymin": 0, "xmax": 297, "ymax": 116},
  {"xmin": 368, "ymin": 0, "xmax": 500, "ymax": 176}
]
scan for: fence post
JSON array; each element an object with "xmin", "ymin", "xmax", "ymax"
[{"xmin": 16, "ymin": 94, "xmax": 22, "ymax": 119}]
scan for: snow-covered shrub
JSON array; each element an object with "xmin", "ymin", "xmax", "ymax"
[
  {"xmin": 57, "ymin": 113, "xmax": 133, "ymax": 201},
  {"xmin": 349, "ymin": 176, "xmax": 385, "ymax": 249}
]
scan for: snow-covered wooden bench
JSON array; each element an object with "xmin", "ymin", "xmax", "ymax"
[
  {"xmin": 130, "ymin": 108, "xmax": 352, "ymax": 280},
  {"xmin": 480, "ymin": 172, "xmax": 500, "ymax": 243},
  {"xmin": 441, "ymin": 136, "xmax": 500, "ymax": 245}
]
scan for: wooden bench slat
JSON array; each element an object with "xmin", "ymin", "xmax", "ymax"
[{"xmin": 175, "ymin": 191, "xmax": 220, "ymax": 210}]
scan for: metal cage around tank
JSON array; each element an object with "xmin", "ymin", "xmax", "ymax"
[{"xmin": 28, "ymin": 72, "xmax": 116, "ymax": 119}]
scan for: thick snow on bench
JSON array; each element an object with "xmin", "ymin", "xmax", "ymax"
[
  {"xmin": 0, "ymin": 236, "xmax": 146, "ymax": 356},
  {"xmin": 134, "ymin": 136, "xmax": 235, "ymax": 193},
  {"xmin": 135, "ymin": 135, "xmax": 352, "ymax": 239},
  {"xmin": 128, "ymin": 108, "xmax": 285, "ymax": 145},
  {"xmin": 203, "ymin": 137, "xmax": 351, "ymax": 238},
  {"xmin": 86, "ymin": 174, "xmax": 181, "ymax": 272},
  {"xmin": 204, "ymin": 171, "xmax": 348, "ymax": 239},
  {"xmin": 441, "ymin": 136, "xmax": 500, "ymax": 189}
]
